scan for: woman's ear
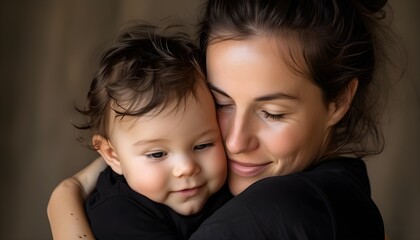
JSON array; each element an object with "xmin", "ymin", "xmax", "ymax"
[
  {"xmin": 92, "ymin": 135, "xmax": 123, "ymax": 175},
  {"xmin": 326, "ymin": 78, "xmax": 358, "ymax": 127}
]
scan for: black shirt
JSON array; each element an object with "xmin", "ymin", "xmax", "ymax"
[
  {"xmin": 86, "ymin": 167, "xmax": 232, "ymax": 240},
  {"xmin": 189, "ymin": 157, "xmax": 384, "ymax": 240}
]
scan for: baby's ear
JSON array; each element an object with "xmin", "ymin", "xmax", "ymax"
[
  {"xmin": 92, "ymin": 135, "xmax": 123, "ymax": 175},
  {"xmin": 326, "ymin": 78, "xmax": 358, "ymax": 127}
]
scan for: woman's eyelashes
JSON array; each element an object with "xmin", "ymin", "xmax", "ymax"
[
  {"xmin": 215, "ymin": 100, "xmax": 286, "ymax": 121},
  {"xmin": 261, "ymin": 110, "xmax": 286, "ymax": 120},
  {"xmin": 214, "ymin": 102, "xmax": 233, "ymax": 110}
]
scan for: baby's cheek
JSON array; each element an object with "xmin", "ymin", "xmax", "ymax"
[
  {"xmin": 126, "ymin": 169, "xmax": 169, "ymax": 202},
  {"xmin": 206, "ymin": 154, "xmax": 228, "ymax": 191}
]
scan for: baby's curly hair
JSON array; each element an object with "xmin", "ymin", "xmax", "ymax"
[{"xmin": 75, "ymin": 22, "xmax": 204, "ymax": 148}]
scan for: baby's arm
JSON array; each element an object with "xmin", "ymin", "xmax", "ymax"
[{"xmin": 47, "ymin": 157, "xmax": 106, "ymax": 240}]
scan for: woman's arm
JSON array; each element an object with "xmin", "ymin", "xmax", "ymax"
[{"xmin": 47, "ymin": 157, "xmax": 107, "ymax": 240}]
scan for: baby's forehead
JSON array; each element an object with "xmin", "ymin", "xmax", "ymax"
[
  {"xmin": 106, "ymin": 78, "xmax": 211, "ymax": 126},
  {"xmin": 109, "ymin": 91, "xmax": 198, "ymax": 120},
  {"xmin": 108, "ymin": 98, "xmax": 208, "ymax": 135}
]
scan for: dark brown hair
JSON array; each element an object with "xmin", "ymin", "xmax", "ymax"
[
  {"xmin": 76, "ymin": 23, "xmax": 204, "ymax": 146},
  {"xmin": 198, "ymin": 0, "xmax": 396, "ymax": 159}
]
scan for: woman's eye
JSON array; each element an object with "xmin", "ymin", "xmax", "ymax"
[
  {"xmin": 261, "ymin": 110, "xmax": 286, "ymax": 120},
  {"xmin": 194, "ymin": 143, "xmax": 214, "ymax": 151},
  {"xmin": 145, "ymin": 151, "xmax": 167, "ymax": 159},
  {"xmin": 215, "ymin": 102, "xmax": 233, "ymax": 110}
]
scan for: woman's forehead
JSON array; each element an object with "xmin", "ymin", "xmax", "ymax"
[{"xmin": 207, "ymin": 34, "xmax": 311, "ymax": 80}]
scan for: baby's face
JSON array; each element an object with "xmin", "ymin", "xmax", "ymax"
[{"xmin": 107, "ymin": 82, "xmax": 227, "ymax": 215}]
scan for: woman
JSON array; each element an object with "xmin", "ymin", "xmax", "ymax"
[{"xmin": 48, "ymin": 0, "xmax": 394, "ymax": 239}]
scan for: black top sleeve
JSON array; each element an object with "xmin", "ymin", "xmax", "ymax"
[{"xmin": 88, "ymin": 196, "xmax": 178, "ymax": 240}]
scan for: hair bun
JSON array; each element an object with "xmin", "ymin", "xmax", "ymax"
[{"xmin": 354, "ymin": 0, "xmax": 388, "ymax": 13}]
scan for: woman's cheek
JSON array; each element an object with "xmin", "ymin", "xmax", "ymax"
[
  {"xmin": 216, "ymin": 112, "xmax": 230, "ymax": 140},
  {"xmin": 263, "ymin": 124, "xmax": 302, "ymax": 158}
]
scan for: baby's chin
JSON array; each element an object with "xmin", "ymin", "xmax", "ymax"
[{"xmin": 171, "ymin": 200, "xmax": 206, "ymax": 216}]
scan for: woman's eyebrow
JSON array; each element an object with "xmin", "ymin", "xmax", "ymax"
[
  {"xmin": 254, "ymin": 93, "xmax": 297, "ymax": 102},
  {"xmin": 208, "ymin": 84, "xmax": 229, "ymax": 98},
  {"xmin": 208, "ymin": 83, "xmax": 297, "ymax": 101}
]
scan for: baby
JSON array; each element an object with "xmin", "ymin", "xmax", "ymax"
[{"xmin": 76, "ymin": 23, "xmax": 230, "ymax": 239}]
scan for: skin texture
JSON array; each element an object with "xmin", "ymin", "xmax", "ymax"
[
  {"xmin": 47, "ymin": 159, "xmax": 106, "ymax": 240},
  {"xmin": 94, "ymin": 82, "xmax": 227, "ymax": 215},
  {"xmin": 206, "ymin": 37, "xmax": 357, "ymax": 195}
]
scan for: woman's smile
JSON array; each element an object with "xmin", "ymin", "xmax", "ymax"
[{"xmin": 228, "ymin": 159, "xmax": 271, "ymax": 177}]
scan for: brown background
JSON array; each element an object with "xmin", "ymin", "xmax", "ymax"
[{"xmin": 0, "ymin": 0, "xmax": 418, "ymax": 239}]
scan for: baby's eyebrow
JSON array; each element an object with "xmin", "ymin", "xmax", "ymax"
[
  {"xmin": 195, "ymin": 129, "xmax": 219, "ymax": 139},
  {"xmin": 132, "ymin": 138, "xmax": 166, "ymax": 147}
]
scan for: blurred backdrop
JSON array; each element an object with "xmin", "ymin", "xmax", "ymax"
[{"xmin": 0, "ymin": 0, "xmax": 418, "ymax": 239}]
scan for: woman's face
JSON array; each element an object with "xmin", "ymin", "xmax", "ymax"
[{"xmin": 206, "ymin": 37, "xmax": 336, "ymax": 195}]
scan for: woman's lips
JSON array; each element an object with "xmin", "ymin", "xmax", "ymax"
[{"xmin": 229, "ymin": 159, "xmax": 270, "ymax": 177}]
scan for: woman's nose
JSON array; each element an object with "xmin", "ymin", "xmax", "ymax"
[
  {"xmin": 172, "ymin": 155, "xmax": 200, "ymax": 178},
  {"xmin": 224, "ymin": 112, "xmax": 258, "ymax": 154}
]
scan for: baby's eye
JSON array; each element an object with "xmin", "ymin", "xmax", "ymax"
[
  {"xmin": 261, "ymin": 110, "xmax": 286, "ymax": 121},
  {"xmin": 145, "ymin": 151, "xmax": 167, "ymax": 159},
  {"xmin": 194, "ymin": 143, "xmax": 214, "ymax": 151}
]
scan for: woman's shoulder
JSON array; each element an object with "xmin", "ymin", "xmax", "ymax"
[
  {"xmin": 191, "ymin": 157, "xmax": 384, "ymax": 240},
  {"xmin": 236, "ymin": 157, "xmax": 384, "ymax": 239},
  {"xmin": 191, "ymin": 172, "xmax": 335, "ymax": 239},
  {"xmin": 245, "ymin": 157, "xmax": 369, "ymax": 200},
  {"xmin": 246, "ymin": 157, "xmax": 381, "ymax": 217}
]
